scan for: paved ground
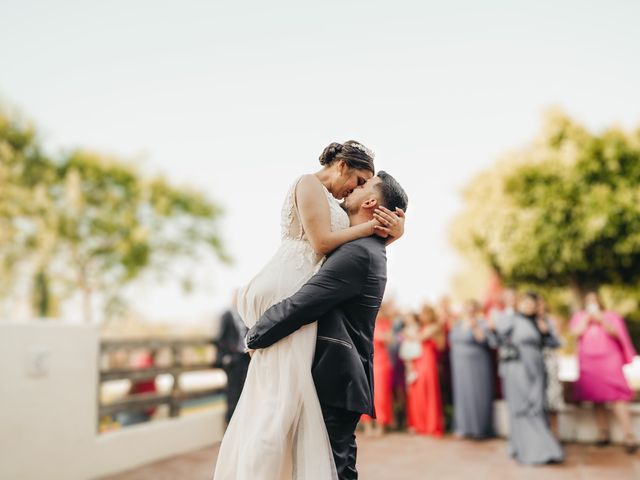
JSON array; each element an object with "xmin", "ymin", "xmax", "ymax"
[{"xmin": 103, "ymin": 433, "xmax": 640, "ymax": 480}]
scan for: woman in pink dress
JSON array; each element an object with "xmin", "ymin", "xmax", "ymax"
[{"xmin": 570, "ymin": 291, "xmax": 638, "ymax": 453}]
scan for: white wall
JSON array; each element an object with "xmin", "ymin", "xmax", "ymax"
[
  {"xmin": 0, "ymin": 322, "xmax": 224, "ymax": 480},
  {"xmin": 93, "ymin": 411, "xmax": 223, "ymax": 478}
]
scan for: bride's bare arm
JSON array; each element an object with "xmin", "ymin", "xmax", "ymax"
[
  {"xmin": 296, "ymin": 174, "xmax": 375, "ymax": 255},
  {"xmin": 373, "ymin": 206, "xmax": 405, "ymax": 245}
]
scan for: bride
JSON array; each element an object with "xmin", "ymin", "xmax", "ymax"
[{"xmin": 213, "ymin": 140, "xmax": 404, "ymax": 480}]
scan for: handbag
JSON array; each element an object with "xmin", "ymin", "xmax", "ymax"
[
  {"xmin": 399, "ymin": 340, "xmax": 423, "ymax": 361},
  {"xmin": 498, "ymin": 326, "xmax": 520, "ymax": 362}
]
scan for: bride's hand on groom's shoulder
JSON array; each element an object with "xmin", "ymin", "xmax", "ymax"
[{"xmin": 373, "ymin": 206, "xmax": 405, "ymax": 240}]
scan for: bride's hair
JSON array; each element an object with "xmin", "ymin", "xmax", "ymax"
[{"xmin": 318, "ymin": 140, "xmax": 375, "ymax": 174}]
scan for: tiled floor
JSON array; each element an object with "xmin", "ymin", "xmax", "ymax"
[{"xmin": 102, "ymin": 433, "xmax": 640, "ymax": 480}]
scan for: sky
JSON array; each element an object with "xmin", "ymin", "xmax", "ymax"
[{"xmin": 1, "ymin": 0, "xmax": 639, "ymax": 322}]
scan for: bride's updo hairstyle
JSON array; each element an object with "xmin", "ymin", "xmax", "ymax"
[{"xmin": 319, "ymin": 140, "xmax": 375, "ymax": 174}]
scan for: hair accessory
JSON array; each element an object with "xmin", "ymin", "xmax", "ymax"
[{"xmin": 349, "ymin": 142, "xmax": 375, "ymax": 159}]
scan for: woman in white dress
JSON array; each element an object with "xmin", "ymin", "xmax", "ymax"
[{"xmin": 214, "ymin": 140, "xmax": 404, "ymax": 480}]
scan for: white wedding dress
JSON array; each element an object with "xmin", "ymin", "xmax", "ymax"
[{"xmin": 213, "ymin": 176, "xmax": 349, "ymax": 480}]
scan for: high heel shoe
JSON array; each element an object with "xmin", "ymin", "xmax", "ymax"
[
  {"xmin": 623, "ymin": 435, "xmax": 638, "ymax": 455},
  {"xmin": 595, "ymin": 429, "xmax": 610, "ymax": 447}
]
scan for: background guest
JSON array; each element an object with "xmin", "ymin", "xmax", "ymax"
[
  {"xmin": 435, "ymin": 296, "xmax": 455, "ymax": 431},
  {"xmin": 496, "ymin": 292, "xmax": 564, "ymax": 465},
  {"xmin": 570, "ymin": 291, "xmax": 638, "ymax": 453},
  {"xmin": 538, "ymin": 298, "xmax": 565, "ymax": 438},
  {"xmin": 390, "ymin": 309, "xmax": 408, "ymax": 429},
  {"xmin": 213, "ymin": 291, "xmax": 251, "ymax": 424},
  {"xmin": 488, "ymin": 288, "xmax": 518, "ymax": 399},
  {"xmin": 362, "ymin": 305, "xmax": 395, "ymax": 437},
  {"xmin": 450, "ymin": 300, "xmax": 495, "ymax": 440},
  {"xmin": 493, "ymin": 288, "xmax": 518, "ymax": 318},
  {"xmin": 115, "ymin": 350, "xmax": 158, "ymax": 426},
  {"xmin": 399, "ymin": 312, "xmax": 423, "ymax": 384},
  {"xmin": 406, "ymin": 307, "xmax": 444, "ymax": 437}
]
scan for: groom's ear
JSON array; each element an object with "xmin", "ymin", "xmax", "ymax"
[{"xmin": 361, "ymin": 198, "xmax": 379, "ymax": 211}]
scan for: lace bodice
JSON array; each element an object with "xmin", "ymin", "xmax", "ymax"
[{"xmin": 280, "ymin": 176, "xmax": 350, "ymax": 244}]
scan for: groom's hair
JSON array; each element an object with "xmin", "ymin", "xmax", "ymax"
[{"xmin": 376, "ymin": 171, "xmax": 408, "ymax": 213}]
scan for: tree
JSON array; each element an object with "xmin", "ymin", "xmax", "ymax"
[
  {"xmin": 0, "ymin": 105, "xmax": 228, "ymax": 322},
  {"xmin": 52, "ymin": 150, "xmax": 229, "ymax": 322},
  {"xmin": 0, "ymin": 107, "xmax": 59, "ymax": 316},
  {"xmin": 451, "ymin": 109, "xmax": 640, "ymax": 305}
]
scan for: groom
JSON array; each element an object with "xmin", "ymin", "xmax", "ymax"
[{"xmin": 246, "ymin": 171, "xmax": 408, "ymax": 479}]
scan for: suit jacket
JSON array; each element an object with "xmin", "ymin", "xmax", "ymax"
[
  {"xmin": 214, "ymin": 308, "xmax": 249, "ymax": 368},
  {"xmin": 246, "ymin": 236, "xmax": 387, "ymax": 417}
]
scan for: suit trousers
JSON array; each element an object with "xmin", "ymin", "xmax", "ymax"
[
  {"xmin": 222, "ymin": 353, "xmax": 250, "ymax": 423},
  {"xmin": 321, "ymin": 403, "xmax": 361, "ymax": 480}
]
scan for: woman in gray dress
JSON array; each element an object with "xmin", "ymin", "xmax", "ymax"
[
  {"xmin": 495, "ymin": 292, "xmax": 564, "ymax": 465},
  {"xmin": 449, "ymin": 300, "xmax": 495, "ymax": 439}
]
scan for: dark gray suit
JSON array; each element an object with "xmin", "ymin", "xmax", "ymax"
[{"xmin": 246, "ymin": 236, "xmax": 387, "ymax": 479}]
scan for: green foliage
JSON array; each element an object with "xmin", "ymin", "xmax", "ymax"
[
  {"xmin": 451, "ymin": 109, "xmax": 640, "ymax": 299},
  {"xmin": 0, "ymin": 105, "xmax": 228, "ymax": 321},
  {"xmin": 451, "ymin": 109, "xmax": 640, "ymax": 336},
  {"xmin": 0, "ymin": 108, "xmax": 58, "ymax": 304}
]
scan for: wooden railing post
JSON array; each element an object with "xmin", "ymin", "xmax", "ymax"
[
  {"xmin": 170, "ymin": 342, "xmax": 182, "ymax": 417},
  {"xmin": 97, "ymin": 337, "xmax": 224, "ymax": 431}
]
